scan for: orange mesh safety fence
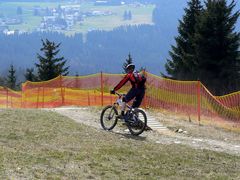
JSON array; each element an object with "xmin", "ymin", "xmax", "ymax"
[
  {"xmin": 145, "ymin": 73, "xmax": 199, "ymax": 116},
  {"xmin": 21, "ymin": 73, "xmax": 131, "ymax": 108},
  {"xmin": 0, "ymin": 87, "xmax": 22, "ymax": 108},
  {"xmin": 145, "ymin": 73, "xmax": 240, "ymax": 130},
  {"xmin": 0, "ymin": 72, "xmax": 239, "ymax": 130}
]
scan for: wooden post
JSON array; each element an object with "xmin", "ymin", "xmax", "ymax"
[
  {"xmin": 110, "ymin": 94, "xmax": 112, "ymax": 105},
  {"xmin": 37, "ymin": 87, "xmax": 40, "ymax": 108},
  {"xmin": 10, "ymin": 95, "xmax": 12, "ymax": 108},
  {"xmin": 21, "ymin": 91, "xmax": 23, "ymax": 108},
  {"xmin": 142, "ymin": 69, "xmax": 146, "ymax": 108},
  {"xmin": 6, "ymin": 88, "xmax": 8, "ymax": 108},
  {"xmin": 101, "ymin": 72, "xmax": 103, "ymax": 106},
  {"xmin": 22, "ymin": 86, "xmax": 25, "ymax": 108},
  {"xmin": 60, "ymin": 76, "xmax": 65, "ymax": 106},
  {"xmin": 23, "ymin": 90, "xmax": 26, "ymax": 108},
  {"xmin": 197, "ymin": 81, "xmax": 201, "ymax": 124},
  {"xmin": 88, "ymin": 91, "xmax": 90, "ymax": 106},
  {"xmin": 63, "ymin": 87, "xmax": 65, "ymax": 106},
  {"xmin": 42, "ymin": 86, "xmax": 45, "ymax": 108}
]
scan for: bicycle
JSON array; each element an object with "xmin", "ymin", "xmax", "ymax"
[{"xmin": 100, "ymin": 92, "xmax": 147, "ymax": 136}]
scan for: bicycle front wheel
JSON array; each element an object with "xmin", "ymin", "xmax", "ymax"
[
  {"xmin": 127, "ymin": 109, "xmax": 147, "ymax": 136},
  {"xmin": 100, "ymin": 105, "xmax": 118, "ymax": 131}
]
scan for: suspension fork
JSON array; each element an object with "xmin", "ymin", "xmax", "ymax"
[{"xmin": 106, "ymin": 105, "xmax": 114, "ymax": 120}]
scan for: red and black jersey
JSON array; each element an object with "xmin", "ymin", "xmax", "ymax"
[{"xmin": 114, "ymin": 72, "xmax": 145, "ymax": 91}]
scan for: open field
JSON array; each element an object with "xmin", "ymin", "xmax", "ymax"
[
  {"xmin": 0, "ymin": 1, "xmax": 154, "ymax": 34},
  {"xmin": 0, "ymin": 108, "xmax": 240, "ymax": 179}
]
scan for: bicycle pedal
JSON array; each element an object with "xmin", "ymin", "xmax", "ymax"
[{"xmin": 121, "ymin": 119, "xmax": 128, "ymax": 124}]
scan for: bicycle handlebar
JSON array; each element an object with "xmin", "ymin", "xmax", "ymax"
[
  {"xmin": 110, "ymin": 91, "xmax": 124, "ymax": 97},
  {"xmin": 115, "ymin": 92, "xmax": 122, "ymax": 97}
]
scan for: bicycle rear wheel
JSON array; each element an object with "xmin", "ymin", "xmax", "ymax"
[
  {"xmin": 127, "ymin": 109, "xmax": 147, "ymax": 136},
  {"xmin": 100, "ymin": 105, "xmax": 118, "ymax": 131}
]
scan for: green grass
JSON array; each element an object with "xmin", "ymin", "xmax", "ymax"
[
  {"xmin": 0, "ymin": 1, "xmax": 154, "ymax": 34},
  {"xmin": 0, "ymin": 109, "xmax": 239, "ymax": 179}
]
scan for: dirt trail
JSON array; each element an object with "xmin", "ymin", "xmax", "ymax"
[{"xmin": 49, "ymin": 107, "xmax": 240, "ymax": 156}]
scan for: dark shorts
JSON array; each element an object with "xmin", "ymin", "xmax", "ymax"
[{"xmin": 123, "ymin": 88, "xmax": 145, "ymax": 108}]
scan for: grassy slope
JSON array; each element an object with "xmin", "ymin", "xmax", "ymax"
[
  {"xmin": 0, "ymin": 2, "xmax": 154, "ymax": 34},
  {"xmin": 0, "ymin": 109, "xmax": 239, "ymax": 179}
]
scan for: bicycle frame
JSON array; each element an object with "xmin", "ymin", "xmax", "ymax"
[
  {"xmin": 100, "ymin": 91, "xmax": 147, "ymax": 136},
  {"xmin": 114, "ymin": 92, "xmax": 133, "ymax": 112}
]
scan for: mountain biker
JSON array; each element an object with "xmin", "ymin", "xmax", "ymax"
[{"xmin": 110, "ymin": 63, "xmax": 146, "ymax": 119}]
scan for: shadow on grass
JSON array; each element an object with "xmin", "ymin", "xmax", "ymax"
[{"xmin": 107, "ymin": 130, "xmax": 147, "ymax": 141}]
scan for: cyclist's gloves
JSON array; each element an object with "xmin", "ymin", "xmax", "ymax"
[{"xmin": 110, "ymin": 89, "xmax": 115, "ymax": 94}]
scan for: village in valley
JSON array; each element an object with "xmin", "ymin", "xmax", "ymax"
[{"xmin": 0, "ymin": 0, "xmax": 149, "ymax": 35}]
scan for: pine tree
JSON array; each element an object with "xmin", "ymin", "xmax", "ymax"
[
  {"xmin": 123, "ymin": 10, "xmax": 128, "ymax": 20},
  {"xmin": 128, "ymin": 11, "xmax": 132, "ymax": 20},
  {"xmin": 165, "ymin": 0, "xmax": 203, "ymax": 80},
  {"xmin": 123, "ymin": 53, "xmax": 133, "ymax": 73},
  {"xmin": 139, "ymin": 67, "xmax": 146, "ymax": 72},
  {"xmin": 35, "ymin": 39, "xmax": 69, "ymax": 81},
  {"xmin": 7, "ymin": 65, "xmax": 16, "ymax": 90},
  {"xmin": 24, "ymin": 68, "xmax": 36, "ymax": 82},
  {"xmin": 0, "ymin": 76, "xmax": 6, "ymax": 86},
  {"xmin": 194, "ymin": 0, "xmax": 240, "ymax": 95},
  {"xmin": 33, "ymin": 8, "xmax": 39, "ymax": 16},
  {"xmin": 17, "ymin": 6, "xmax": 23, "ymax": 15}
]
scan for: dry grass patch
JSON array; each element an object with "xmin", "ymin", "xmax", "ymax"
[
  {"xmin": 154, "ymin": 110, "xmax": 240, "ymax": 144},
  {"xmin": 0, "ymin": 109, "xmax": 239, "ymax": 179}
]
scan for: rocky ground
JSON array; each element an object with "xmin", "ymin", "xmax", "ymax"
[{"xmin": 51, "ymin": 107, "xmax": 240, "ymax": 156}]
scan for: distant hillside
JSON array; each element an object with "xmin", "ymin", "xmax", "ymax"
[
  {"xmin": 0, "ymin": 0, "xmax": 239, "ymax": 79},
  {"xmin": 0, "ymin": 0, "xmax": 187, "ymax": 76}
]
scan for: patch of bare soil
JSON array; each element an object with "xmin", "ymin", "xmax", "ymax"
[{"xmin": 50, "ymin": 107, "xmax": 240, "ymax": 156}]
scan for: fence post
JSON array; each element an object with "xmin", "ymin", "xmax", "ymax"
[
  {"xmin": 110, "ymin": 94, "xmax": 112, "ymax": 105},
  {"xmin": 197, "ymin": 81, "xmax": 201, "ymax": 124},
  {"xmin": 23, "ymin": 91, "xmax": 25, "ymax": 108},
  {"xmin": 101, "ymin": 71, "xmax": 103, "ymax": 106},
  {"xmin": 21, "ymin": 91, "xmax": 23, "ymax": 108},
  {"xmin": 6, "ymin": 88, "xmax": 8, "ymax": 108},
  {"xmin": 42, "ymin": 86, "xmax": 45, "ymax": 108},
  {"xmin": 22, "ymin": 86, "xmax": 25, "ymax": 108},
  {"xmin": 88, "ymin": 91, "xmax": 90, "ymax": 106},
  {"xmin": 37, "ymin": 87, "xmax": 40, "ymax": 108},
  {"xmin": 11, "ymin": 95, "xmax": 12, "ymax": 108},
  {"xmin": 60, "ymin": 76, "xmax": 65, "ymax": 106},
  {"xmin": 143, "ymin": 69, "xmax": 147, "ymax": 109}
]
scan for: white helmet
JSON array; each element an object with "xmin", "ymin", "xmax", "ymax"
[{"xmin": 126, "ymin": 63, "xmax": 135, "ymax": 71}]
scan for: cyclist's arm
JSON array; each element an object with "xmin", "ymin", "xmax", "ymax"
[{"xmin": 114, "ymin": 74, "xmax": 130, "ymax": 91}]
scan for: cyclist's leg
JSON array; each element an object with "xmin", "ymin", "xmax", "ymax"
[
  {"xmin": 121, "ymin": 88, "xmax": 136, "ymax": 113},
  {"xmin": 132, "ymin": 88, "xmax": 145, "ymax": 108},
  {"xmin": 132, "ymin": 88, "xmax": 147, "ymax": 129},
  {"xmin": 124, "ymin": 88, "xmax": 137, "ymax": 103}
]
